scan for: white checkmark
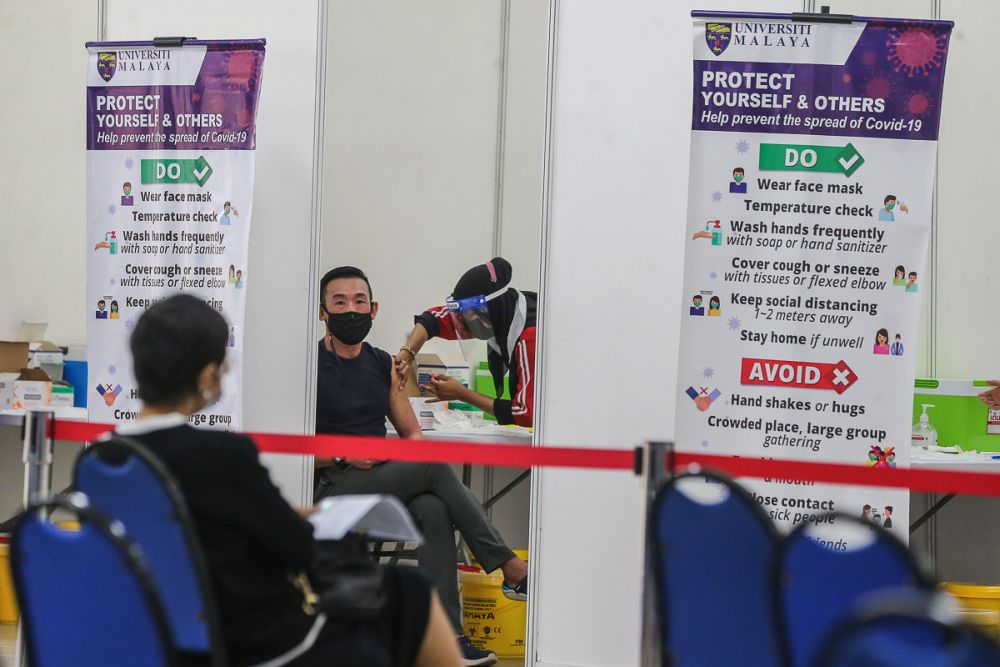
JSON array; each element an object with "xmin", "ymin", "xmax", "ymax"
[
  {"xmin": 838, "ymin": 154, "xmax": 860, "ymax": 170},
  {"xmin": 193, "ymin": 165, "xmax": 210, "ymax": 181}
]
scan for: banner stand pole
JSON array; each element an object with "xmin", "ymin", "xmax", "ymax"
[{"xmin": 639, "ymin": 440, "xmax": 671, "ymax": 667}]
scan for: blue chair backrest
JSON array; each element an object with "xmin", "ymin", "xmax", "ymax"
[
  {"xmin": 74, "ymin": 437, "xmax": 223, "ymax": 662},
  {"xmin": 651, "ymin": 472, "xmax": 782, "ymax": 666},
  {"xmin": 778, "ymin": 515, "xmax": 929, "ymax": 667},
  {"xmin": 11, "ymin": 495, "xmax": 173, "ymax": 667},
  {"xmin": 816, "ymin": 612, "xmax": 1000, "ymax": 667}
]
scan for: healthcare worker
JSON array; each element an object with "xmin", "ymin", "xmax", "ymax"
[{"xmin": 397, "ymin": 257, "xmax": 537, "ymax": 428}]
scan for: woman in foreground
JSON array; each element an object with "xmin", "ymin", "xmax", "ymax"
[{"xmin": 118, "ymin": 294, "xmax": 460, "ymax": 667}]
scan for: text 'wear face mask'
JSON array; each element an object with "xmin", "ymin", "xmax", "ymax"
[{"xmin": 325, "ymin": 309, "xmax": 373, "ymax": 345}]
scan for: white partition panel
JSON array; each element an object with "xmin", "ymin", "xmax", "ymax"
[
  {"xmin": 529, "ymin": 1, "xmax": 797, "ymax": 664},
  {"xmin": 107, "ymin": 0, "xmax": 323, "ymax": 503},
  {"xmin": 321, "ymin": 0, "xmax": 503, "ymax": 354}
]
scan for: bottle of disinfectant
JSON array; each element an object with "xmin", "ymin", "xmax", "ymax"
[{"xmin": 911, "ymin": 403, "xmax": 938, "ymax": 449}]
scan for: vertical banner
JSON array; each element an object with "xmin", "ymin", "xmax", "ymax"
[
  {"xmin": 677, "ymin": 13, "xmax": 951, "ymax": 542},
  {"xmin": 86, "ymin": 40, "xmax": 266, "ymax": 430}
]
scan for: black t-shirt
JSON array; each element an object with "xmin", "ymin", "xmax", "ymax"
[{"xmin": 316, "ymin": 340, "xmax": 393, "ymax": 436}]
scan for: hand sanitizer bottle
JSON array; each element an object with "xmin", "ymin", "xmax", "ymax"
[{"xmin": 911, "ymin": 403, "xmax": 937, "ymax": 449}]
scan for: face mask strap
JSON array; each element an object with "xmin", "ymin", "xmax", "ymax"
[{"xmin": 484, "ymin": 286, "xmax": 509, "ymax": 302}]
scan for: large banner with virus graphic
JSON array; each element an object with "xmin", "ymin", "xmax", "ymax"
[
  {"xmin": 676, "ymin": 13, "xmax": 951, "ymax": 543},
  {"xmin": 86, "ymin": 40, "xmax": 265, "ymax": 430}
]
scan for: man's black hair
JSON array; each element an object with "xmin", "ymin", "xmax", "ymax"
[
  {"xmin": 909, "ymin": 272, "xmax": 917, "ymax": 278},
  {"xmin": 320, "ymin": 266, "xmax": 373, "ymax": 305},
  {"xmin": 884, "ymin": 195, "xmax": 896, "ymax": 204},
  {"xmin": 733, "ymin": 167, "xmax": 745, "ymax": 174},
  {"xmin": 130, "ymin": 294, "xmax": 227, "ymax": 405}
]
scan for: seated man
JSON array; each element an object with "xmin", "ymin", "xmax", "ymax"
[{"xmin": 314, "ymin": 266, "xmax": 528, "ymax": 667}]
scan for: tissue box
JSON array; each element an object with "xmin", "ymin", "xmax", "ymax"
[
  {"xmin": 13, "ymin": 368, "xmax": 52, "ymax": 409},
  {"xmin": 416, "ymin": 353, "xmax": 468, "ymax": 391},
  {"xmin": 29, "ymin": 341, "xmax": 65, "ymax": 382},
  {"xmin": 10, "ymin": 368, "xmax": 74, "ymax": 410}
]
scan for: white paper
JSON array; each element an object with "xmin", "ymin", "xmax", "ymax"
[{"xmin": 309, "ymin": 494, "xmax": 423, "ymax": 543}]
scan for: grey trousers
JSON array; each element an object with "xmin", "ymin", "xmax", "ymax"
[{"xmin": 317, "ymin": 461, "xmax": 516, "ymax": 631}]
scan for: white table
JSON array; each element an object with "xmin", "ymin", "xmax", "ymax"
[
  {"xmin": 910, "ymin": 455, "xmax": 1000, "ymax": 534},
  {"xmin": 390, "ymin": 425, "xmax": 533, "ymax": 510}
]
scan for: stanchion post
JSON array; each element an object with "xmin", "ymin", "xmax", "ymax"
[
  {"xmin": 639, "ymin": 440, "xmax": 672, "ymax": 667},
  {"xmin": 21, "ymin": 409, "xmax": 55, "ymax": 507},
  {"xmin": 15, "ymin": 409, "xmax": 54, "ymax": 667}
]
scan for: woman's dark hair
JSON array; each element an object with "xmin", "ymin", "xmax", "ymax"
[
  {"xmin": 130, "ymin": 294, "xmax": 228, "ymax": 405},
  {"xmin": 876, "ymin": 328, "xmax": 889, "ymax": 344}
]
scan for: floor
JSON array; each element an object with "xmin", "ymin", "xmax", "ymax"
[
  {"xmin": 0, "ymin": 623, "xmax": 14, "ymax": 666},
  {"xmin": 0, "ymin": 623, "xmax": 524, "ymax": 666}
]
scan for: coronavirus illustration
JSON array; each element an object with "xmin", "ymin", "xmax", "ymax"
[
  {"xmin": 886, "ymin": 25, "xmax": 948, "ymax": 77},
  {"xmin": 864, "ymin": 74, "xmax": 892, "ymax": 101}
]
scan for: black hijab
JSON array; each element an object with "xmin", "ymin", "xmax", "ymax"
[{"xmin": 452, "ymin": 258, "xmax": 533, "ymax": 395}]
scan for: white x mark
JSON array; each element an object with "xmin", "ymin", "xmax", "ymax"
[{"xmin": 833, "ymin": 369, "xmax": 851, "ymax": 385}]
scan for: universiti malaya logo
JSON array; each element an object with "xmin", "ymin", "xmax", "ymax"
[
  {"xmin": 97, "ymin": 51, "xmax": 117, "ymax": 82},
  {"xmin": 705, "ymin": 23, "xmax": 732, "ymax": 56}
]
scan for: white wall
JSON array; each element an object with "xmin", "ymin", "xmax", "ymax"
[
  {"xmin": 0, "ymin": 1, "xmax": 94, "ymax": 346},
  {"xmin": 499, "ymin": 0, "xmax": 549, "ymax": 292},
  {"xmin": 104, "ymin": 0, "xmax": 323, "ymax": 502},
  {"xmin": 935, "ymin": 1, "xmax": 1000, "ymax": 379},
  {"xmin": 322, "ymin": 1, "xmax": 500, "ymax": 354},
  {"xmin": 321, "ymin": 0, "xmax": 545, "ymax": 355},
  {"xmin": 924, "ymin": 0, "xmax": 1000, "ymax": 582}
]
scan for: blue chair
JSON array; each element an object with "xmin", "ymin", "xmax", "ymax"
[
  {"xmin": 813, "ymin": 591, "xmax": 1000, "ymax": 667},
  {"xmin": 650, "ymin": 471, "xmax": 783, "ymax": 666},
  {"xmin": 777, "ymin": 514, "xmax": 932, "ymax": 667},
  {"xmin": 74, "ymin": 436, "xmax": 225, "ymax": 665},
  {"xmin": 11, "ymin": 494, "xmax": 173, "ymax": 667}
]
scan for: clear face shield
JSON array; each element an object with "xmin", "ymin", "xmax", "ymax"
[{"xmin": 445, "ymin": 290, "xmax": 504, "ymax": 363}]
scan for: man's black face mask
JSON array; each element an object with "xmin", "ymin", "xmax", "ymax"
[{"xmin": 325, "ymin": 309, "xmax": 373, "ymax": 345}]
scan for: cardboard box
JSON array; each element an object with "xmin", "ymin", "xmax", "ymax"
[
  {"xmin": 0, "ymin": 342, "xmax": 30, "ymax": 410},
  {"xmin": 0, "ymin": 341, "xmax": 74, "ymax": 410}
]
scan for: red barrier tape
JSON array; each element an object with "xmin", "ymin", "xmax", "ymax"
[
  {"xmin": 50, "ymin": 419, "xmax": 1000, "ymax": 497},
  {"xmin": 51, "ymin": 420, "xmax": 635, "ymax": 471},
  {"xmin": 671, "ymin": 453, "xmax": 1000, "ymax": 497}
]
